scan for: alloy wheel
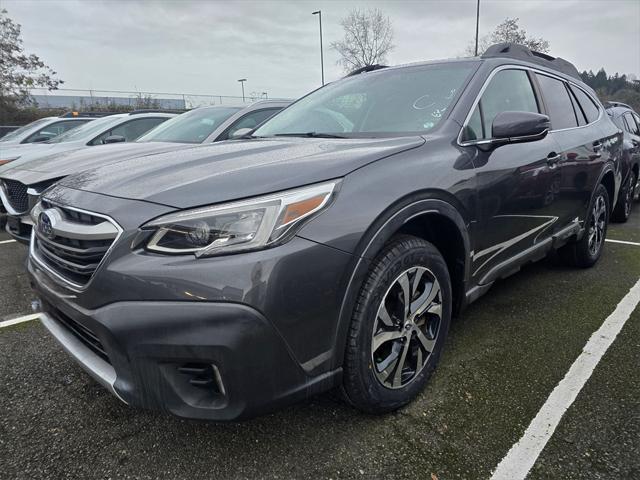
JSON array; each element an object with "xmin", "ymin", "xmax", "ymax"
[
  {"xmin": 588, "ymin": 194, "xmax": 606, "ymax": 256},
  {"xmin": 371, "ymin": 266, "xmax": 442, "ymax": 389}
]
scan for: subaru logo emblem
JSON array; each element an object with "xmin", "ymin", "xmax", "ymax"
[{"xmin": 38, "ymin": 211, "xmax": 55, "ymax": 239}]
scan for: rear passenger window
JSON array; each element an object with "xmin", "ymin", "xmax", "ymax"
[
  {"xmin": 463, "ymin": 69, "xmax": 539, "ymax": 141},
  {"xmin": 536, "ymin": 74, "xmax": 577, "ymax": 130},
  {"xmin": 569, "ymin": 85, "xmax": 600, "ymax": 124}
]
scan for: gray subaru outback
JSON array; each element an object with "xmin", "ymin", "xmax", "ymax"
[{"xmin": 28, "ymin": 44, "xmax": 622, "ymax": 420}]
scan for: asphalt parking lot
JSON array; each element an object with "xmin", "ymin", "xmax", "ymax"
[{"xmin": 1, "ymin": 206, "xmax": 639, "ymax": 480}]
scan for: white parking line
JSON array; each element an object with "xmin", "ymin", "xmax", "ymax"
[
  {"xmin": 0, "ymin": 313, "xmax": 41, "ymax": 329},
  {"xmin": 0, "ymin": 239, "xmax": 16, "ymax": 245},
  {"xmin": 605, "ymin": 238, "xmax": 640, "ymax": 246},
  {"xmin": 491, "ymin": 278, "xmax": 640, "ymax": 480}
]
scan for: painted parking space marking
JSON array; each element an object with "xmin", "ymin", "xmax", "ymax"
[
  {"xmin": 491, "ymin": 278, "xmax": 640, "ymax": 480},
  {"xmin": 605, "ymin": 238, "xmax": 640, "ymax": 246},
  {"xmin": 0, "ymin": 313, "xmax": 41, "ymax": 329},
  {"xmin": 0, "ymin": 239, "xmax": 17, "ymax": 245}
]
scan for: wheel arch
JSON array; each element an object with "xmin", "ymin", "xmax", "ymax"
[
  {"xmin": 599, "ymin": 166, "xmax": 616, "ymax": 210},
  {"xmin": 331, "ymin": 192, "xmax": 472, "ymax": 371}
]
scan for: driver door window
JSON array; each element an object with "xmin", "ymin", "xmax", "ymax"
[
  {"xmin": 463, "ymin": 69, "xmax": 539, "ymax": 141},
  {"xmin": 219, "ymin": 108, "xmax": 281, "ymax": 140},
  {"xmin": 91, "ymin": 118, "xmax": 166, "ymax": 145},
  {"xmin": 24, "ymin": 120, "xmax": 90, "ymax": 143}
]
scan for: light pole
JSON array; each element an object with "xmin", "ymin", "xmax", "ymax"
[
  {"xmin": 312, "ymin": 10, "xmax": 324, "ymax": 85},
  {"xmin": 238, "ymin": 78, "xmax": 247, "ymax": 102},
  {"xmin": 262, "ymin": 92, "xmax": 268, "ymax": 99},
  {"xmin": 474, "ymin": 0, "xmax": 480, "ymax": 56}
]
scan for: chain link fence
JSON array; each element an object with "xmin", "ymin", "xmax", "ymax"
[{"xmin": 29, "ymin": 88, "xmax": 288, "ymax": 111}]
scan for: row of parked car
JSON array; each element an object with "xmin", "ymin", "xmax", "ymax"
[
  {"xmin": 0, "ymin": 100, "xmax": 290, "ymax": 239},
  {"xmin": 0, "ymin": 42, "xmax": 638, "ymax": 421}
]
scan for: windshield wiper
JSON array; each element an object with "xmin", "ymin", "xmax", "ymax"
[{"xmin": 273, "ymin": 132, "xmax": 347, "ymax": 139}]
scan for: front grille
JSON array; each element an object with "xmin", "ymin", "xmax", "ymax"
[
  {"xmin": 47, "ymin": 304, "xmax": 110, "ymax": 363},
  {"xmin": 32, "ymin": 200, "xmax": 120, "ymax": 288},
  {"xmin": 3, "ymin": 179, "xmax": 29, "ymax": 213}
]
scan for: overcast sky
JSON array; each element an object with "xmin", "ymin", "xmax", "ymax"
[{"xmin": 5, "ymin": 0, "xmax": 640, "ymax": 100}]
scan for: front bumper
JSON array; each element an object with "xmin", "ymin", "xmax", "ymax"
[
  {"xmin": 33, "ymin": 282, "xmax": 341, "ymax": 421},
  {"xmin": 5, "ymin": 213, "xmax": 32, "ymax": 244},
  {"xmin": 28, "ymin": 230, "xmax": 353, "ymax": 420}
]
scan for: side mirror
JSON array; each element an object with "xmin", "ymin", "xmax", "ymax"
[
  {"xmin": 229, "ymin": 128, "xmax": 253, "ymax": 140},
  {"xmin": 491, "ymin": 111, "xmax": 550, "ymax": 143},
  {"xmin": 30, "ymin": 135, "xmax": 50, "ymax": 143},
  {"xmin": 103, "ymin": 135, "xmax": 126, "ymax": 144}
]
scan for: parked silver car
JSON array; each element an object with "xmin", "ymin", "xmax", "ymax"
[
  {"xmin": 0, "ymin": 115, "xmax": 95, "ymax": 151},
  {"xmin": 0, "ymin": 101, "xmax": 289, "ymax": 241},
  {"xmin": 0, "ymin": 112, "xmax": 175, "ymax": 170}
]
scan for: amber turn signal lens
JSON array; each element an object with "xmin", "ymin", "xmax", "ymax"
[{"xmin": 281, "ymin": 194, "xmax": 326, "ymax": 226}]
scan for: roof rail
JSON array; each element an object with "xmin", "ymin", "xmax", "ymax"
[
  {"xmin": 346, "ymin": 64, "xmax": 387, "ymax": 77},
  {"xmin": 605, "ymin": 101, "xmax": 632, "ymax": 110},
  {"xmin": 59, "ymin": 111, "xmax": 119, "ymax": 118},
  {"xmin": 128, "ymin": 109, "xmax": 185, "ymax": 115},
  {"xmin": 482, "ymin": 43, "xmax": 582, "ymax": 81}
]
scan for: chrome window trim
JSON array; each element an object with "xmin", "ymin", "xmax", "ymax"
[
  {"xmin": 457, "ymin": 64, "xmax": 603, "ymax": 147},
  {"xmin": 29, "ymin": 199, "xmax": 123, "ymax": 293}
]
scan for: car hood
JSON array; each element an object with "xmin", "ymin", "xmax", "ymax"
[
  {"xmin": 58, "ymin": 136, "xmax": 425, "ymax": 208},
  {"xmin": 0, "ymin": 141, "xmax": 87, "ymax": 173},
  {"xmin": 0, "ymin": 142, "xmax": 193, "ymax": 185}
]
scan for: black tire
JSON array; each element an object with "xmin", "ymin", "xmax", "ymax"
[
  {"xmin": 611, "ymin": 171, "xmax": 637, "ymax": 223},
  {"xmin": 342, "ymin": 235, "xmax": 451, "ymax": 414},
  {"xmin": 559, "ymin": 183, "xmax": 609, "ymax": 268}
]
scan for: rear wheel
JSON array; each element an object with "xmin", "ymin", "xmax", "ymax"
[
  {"xmin": 559, "ymin": 183, "xmax": 609, "ymax": 268},
  {"xmin": 342, "ymin": 235, "xmax": 451, "ymax": 413},
  {"xmin": 611, "ymin": 171, "xmax": 637, "ymax": 223}
]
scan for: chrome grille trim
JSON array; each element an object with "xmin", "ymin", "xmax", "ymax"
[
  {"xmin": 0, "ymin": 179, "xmax": 29, "ymax": 215},
  {"xmin": 31, "ymin": 202, "xmax": 119, "ymax": 240},
  {"xmin": 30, "ymin": 200, "xmax": 123, "ymax": 292}
]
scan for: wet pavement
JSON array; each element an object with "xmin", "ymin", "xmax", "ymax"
[{"xmin": 1, "ymin": 204, "xmax": 639, "ymax": 479}]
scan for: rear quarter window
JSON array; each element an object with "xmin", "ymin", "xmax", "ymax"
[{"xmin": 569, "ymin": 85, "xmax": 600, "ymax": 124}]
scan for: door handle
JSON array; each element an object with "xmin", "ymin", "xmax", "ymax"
[{"xmin": 547, "ymin": 152, "xmax": 561, "ymax": 167}]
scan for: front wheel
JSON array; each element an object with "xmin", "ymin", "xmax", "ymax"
[
  {"xmin": 559, "ymin": 183, "xmax": 609, "ymax": 268},
  {"xmin": 611, "ymin": 171, "xmax": 637, "ymax": 223},
  {"xmin": 342, "ymin": 235, "xmax": 451, "ymax": 413}
]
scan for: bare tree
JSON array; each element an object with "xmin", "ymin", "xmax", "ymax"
[
  {"xmin": 331, "ymin": 8, "xmax": 395, "ymax": 73},
  {"xmin": 466, "ymin": 17, "xmax": 550, "ymax": 56}
]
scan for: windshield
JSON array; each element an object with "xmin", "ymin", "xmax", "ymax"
[
  {"xmin": 46, "ymin": 115, "xmax": 124, "ymax": 143},
  {"xmin": 0, "ymin": 118, "xmax": 52, "ymax": 142},
  {"xmin": 255, "ymin": 62, "xmax": 475, "ymax": 138},
  {"xmin": 137, "ymin": 107, "xmax": 242, "ymax": 143}
]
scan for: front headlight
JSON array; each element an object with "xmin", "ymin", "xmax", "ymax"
[{"xmin": 143, "ymin": 180, "xmax": 339, "ymax": 257}]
